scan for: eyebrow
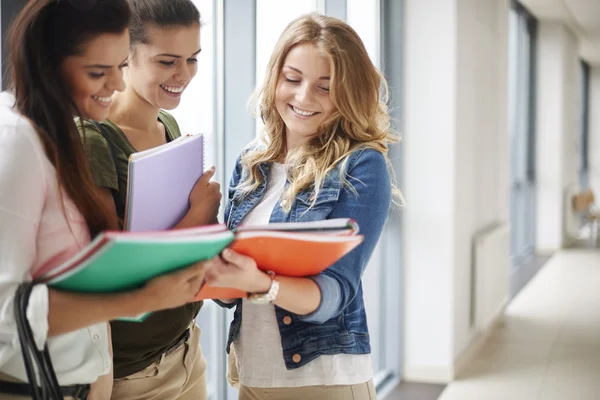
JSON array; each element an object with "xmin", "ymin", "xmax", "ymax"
[
  {"xmin": 156, "ymin": 48, "xmax": 202, "ymax": 58},
  {"xmin": 84, "ymin": 57, "xmax": 129, "ymax": 69},
  {"xmin": 285, "ymin": 65, "xmax": 330, "ymax": 80}
]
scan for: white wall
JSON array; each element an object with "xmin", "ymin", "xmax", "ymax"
[
  {"xmin": 454, "ymin": 0, "xmax": 509, "ymax": 359},
  {"xmin": 535, "ymin": 23, "xmax": 581, "ymax": 252},
  {"xmin": 403, "ymin": 0, "xmax": 509, "ymax": 383},
  {"xmin": 403, "ymin": 0, "xmax": 457, "ymax": 380},
  {"xmin": 590, "ymin": 68, "xmax": 600, "ymax": 197}
]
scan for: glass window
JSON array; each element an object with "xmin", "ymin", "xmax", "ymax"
[
  {"xmin": 347, "ymin": 0, "xmax": 386, "ymax": 378},
  {"xmin": 168, "ymin": 1, "xmax": 219, "ymax": 398},
  {"xmin": 255, "ymin": 0, "xmax": 319, "ymax": 135},
  {"xmin": 580, "ymin": 60, "xmax": 591, "ymax": 189},
  {"xmin": 347, "ymin": 0, "xmax": 380, "ymax": 67},
  {"xmin": 170, "ymin": 0, "xmax": 216, "ymax": 168},
  {"xmin": 509, "ymin": 1, "xmax": 538, "ymax": 269}
]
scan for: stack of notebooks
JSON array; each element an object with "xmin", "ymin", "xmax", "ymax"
[
  {"xmin": 36, "ymin": 219, "xmax": 362, "ymax": 321},
  {"xmin": 37, "ymin": 133, "xmax": 363, "ymax": 322}
]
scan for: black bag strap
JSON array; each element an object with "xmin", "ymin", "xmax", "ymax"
[{"xmin": 14, "ymin": 283, "xmax": 63, "ymax": 400}]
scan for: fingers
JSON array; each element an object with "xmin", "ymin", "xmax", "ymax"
[
  {"xmin": 198, "ymin": 165, "xmax": 216, "ymax": 185},
  {"xmin": 175, "ymin": 261, "xmax": 206, "ymax": 282},
  {"xmin": 221, "ymin": 248, "xmax": 247, "ymax": 266},
  {"xmin": 208, "ymin": 181, "xmax": 223, "ymax": 199},
  {"xmin": 187, "ymin": 274, "xmax": 205, "ymax": 293}
]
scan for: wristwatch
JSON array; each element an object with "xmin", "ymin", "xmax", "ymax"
[{"xmin": 247, "ymin": 271, "xmax": 279, "ymax": 304}]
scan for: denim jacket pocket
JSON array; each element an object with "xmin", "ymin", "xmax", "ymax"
[
  {"xmin": 293, "ymin": 187, "xmax": 340, "ymax": 222},
  {"xmin": 308, "ymin": 313, "xmax": 347, "ymax": 338}
]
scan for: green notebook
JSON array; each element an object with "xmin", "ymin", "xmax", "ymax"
[{"xmin": 38, "ymin": 226, "xmax": 234, "ymax": 321}]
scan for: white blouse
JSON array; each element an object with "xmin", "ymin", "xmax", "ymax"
[
  {"xmin": 233, "ymin": 163, "xmax": 373, "ymax": 388},
  {"xmin": 0, "ymin": 92, "xmax": 110, "ymax": 385}
]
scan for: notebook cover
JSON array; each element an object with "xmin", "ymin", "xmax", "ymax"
[
  {"xmin": 47, "ymin": 231, "xmax": 234, "ymax": 293},
  {"xmin": 125, "ymin": 134, "xmax": 205, "ymax": 232},
  {"xmin": 230, "ymin": 232, "xmax": 364, "ymax": 277}
]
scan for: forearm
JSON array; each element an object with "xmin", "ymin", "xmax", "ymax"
[
  {"xmin": 250, "ymin": 272, "xmax": 322, "ymax": 315},
  {"xmin": 174, "ymin": 210, "xmax": 200, "ymax": 229},
  {"xmin": 47, "ymin": 289, "xmax": 143, "ymax": 337},
  {"xmin": 174, "ymin": 209, "xmax": 217, "ymax": 229}
]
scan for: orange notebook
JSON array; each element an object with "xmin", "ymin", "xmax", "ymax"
[{"xmin": 194, "ymin": 218, "xmax": 363, "ymax": 301}]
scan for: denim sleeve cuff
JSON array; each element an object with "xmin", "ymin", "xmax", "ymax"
[{"xmin": 298, "ymin": 274, "xmax": 342, "ymax": 324}]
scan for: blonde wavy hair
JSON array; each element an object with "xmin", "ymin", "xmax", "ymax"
[{"xmin": 237, "ymin": 13, "xmax": 401, "ymax": 211}]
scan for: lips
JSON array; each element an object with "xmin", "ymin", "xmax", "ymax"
[
  {"xmin": 289, "ymin": 104, "xmax": 319, "ymax": 117},
  {"xmin": 92, "ymin": 95, "xmax": 112, "ymax": 106},
  {"xmin": 161, "ymin": 85, "xmax": 184, "ymax": 93}
]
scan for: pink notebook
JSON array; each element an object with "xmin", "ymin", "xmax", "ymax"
[{"xmin": 125, "ymin": 134, "xmax": 205, "ymax": 232}]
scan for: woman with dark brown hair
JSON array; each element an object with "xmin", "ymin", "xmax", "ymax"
[
  {"xmin": 81, "ymin": 1, "xmax": 220, "ymax": 398},
  {"xmin": 0, "ymin": 1, "xmax": 206, "ymax": 398}
]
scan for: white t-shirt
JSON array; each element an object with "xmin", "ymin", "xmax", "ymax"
[
  {"xmin": 0, "ymin": 92, "xmax": 111, "ymax": 385},
  {"xmin": 233, "ymin": 163, "xmax": 373, "ymax": 388}
]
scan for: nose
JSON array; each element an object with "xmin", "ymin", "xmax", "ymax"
[
  {"xmin": 295, "ymin": 82, "xmax": 313, "ymax": 104},
  {"xmin": 174, "ymin": 62, "xmax": 192, "ymax": 83},
  {"xmin": 107, "ymin": 68, "xmax": 126, "ymax": 93}
]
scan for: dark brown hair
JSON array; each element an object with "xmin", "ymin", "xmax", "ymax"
[
  {"xmin": 128, "ymin": 0, "xmax": 201, "ymax": 47},
  {"xmin": 7, "ymin": 0, "xmax": 131, "ymax": 236}
]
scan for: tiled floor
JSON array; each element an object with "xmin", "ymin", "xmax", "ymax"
[
  {"xmin": 438, "ymin": 249, "xmax": 600, "ymax": 400},
  {"xmin": 387, "ymin": 382, "xmax": 446, "ymax": 399}
]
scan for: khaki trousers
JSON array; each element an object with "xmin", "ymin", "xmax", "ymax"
[
  {"xmin": 238, "ymin": 380, "xmax": 377, "ymax": 400},
  {"xmin": 111, "ymin": 323, "xmax": 207, "ymax": 400}
]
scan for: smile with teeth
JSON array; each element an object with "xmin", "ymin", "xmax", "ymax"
[
  {"xmin": 161, "ymin": 85, "xmax": 185, "ymax": 94},
  {"xmin": 290, "ymin": 105, "xmax": 318, "ymax": 117},
  {"xmin": 92, "ymin": 95, "xmax": 112, "ymax": 104}
]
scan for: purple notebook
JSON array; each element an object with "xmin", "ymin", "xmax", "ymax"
[{"xmin": 125, "ymin": 134, "xmax": 205, "ymax": 232}]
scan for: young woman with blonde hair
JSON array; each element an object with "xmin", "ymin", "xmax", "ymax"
[{"xmin": 205, "ymin": 13, "xmax": 400, "ymax": 400}]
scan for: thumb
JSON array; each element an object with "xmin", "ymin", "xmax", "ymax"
[
  {"xmin": 221, "ymin": 248, "xmax": 245, "ymax": 265},
  {"xmin": 198, "ymin": 166, "xmax": 216, "ymax": 184}
]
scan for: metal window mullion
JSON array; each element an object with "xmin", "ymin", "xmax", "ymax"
[{"xmin": 378, "ymin": 0, "xmax": 403, "ymax": 393}]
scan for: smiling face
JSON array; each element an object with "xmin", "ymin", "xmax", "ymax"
[
  {"xmin": 60, "ymin": 30, "xmax": 130, "ymax": 121},
  {"xmin": 275, "ymin": 43, "xmax": 337, "ymax": 149},
  {"xmin": 126, "ymin": 23, "xmax": 201, "ymax": 110}
]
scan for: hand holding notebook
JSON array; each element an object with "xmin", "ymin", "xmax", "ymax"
[
  {"xmin": 126, "ymin": 133, "xmax": 211, "ymax": 231},
  {"xmin": 36, "ymin": 219, "xmax": 363, "ymax": 321}
]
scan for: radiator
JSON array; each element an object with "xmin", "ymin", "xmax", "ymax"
[{"xmin": 471, "ymin": 222, "xmax": 511, "ymax": 331}]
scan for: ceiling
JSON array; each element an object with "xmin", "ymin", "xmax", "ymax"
[{"xmin": 519, "ymin": 0, "xmax": 600, "ymax": 65}]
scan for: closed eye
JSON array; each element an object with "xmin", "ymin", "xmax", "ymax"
[{"xmin": 160, "ymin": 60, "xmax": 176, "ymax": 66}]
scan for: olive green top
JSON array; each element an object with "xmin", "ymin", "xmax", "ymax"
[{"xmin": 80, "ymin": 111, "xmax": 202, "ymax": 379}]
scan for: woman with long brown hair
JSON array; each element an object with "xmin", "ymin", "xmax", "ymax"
[{"xmin": 0, "ymin": 1, "xmax": 206, "ymax": 398}]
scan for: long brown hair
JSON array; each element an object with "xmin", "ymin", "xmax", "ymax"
[
  {"xmin": 7, "ymin": 0, "xmax": 131, "ymax": 236},
  {"xmin": 128, "ymin": 0, "xmax": 202, "ymax": 48}
]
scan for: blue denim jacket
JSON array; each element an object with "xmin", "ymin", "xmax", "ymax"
[{"xmin": 221, "ymin": 147, "xmax": 392, "ymax": 370}]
